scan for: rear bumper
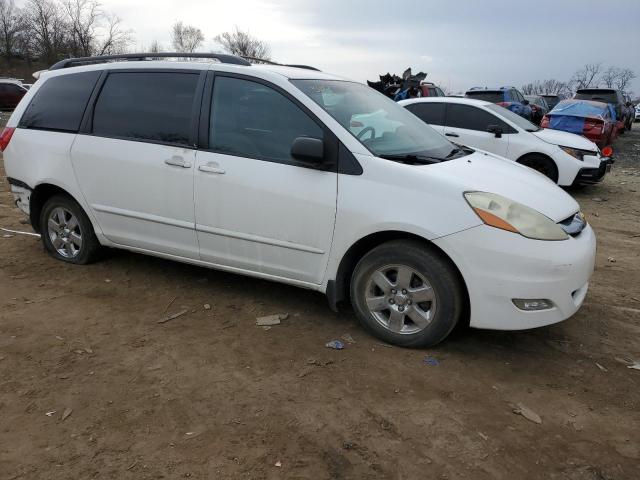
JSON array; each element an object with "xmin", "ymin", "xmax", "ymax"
[
  {"xmin": 7, "ymin": 177, "xmax": 32, "ymax": 215},
  {"xmin": 572, "ymin": 157, "xmax": 614, "ymax": 186}
]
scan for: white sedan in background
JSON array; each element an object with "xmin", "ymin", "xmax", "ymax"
[{"xmin": 399, "ymin": 97, "xmax": 613, "ymax": 186}]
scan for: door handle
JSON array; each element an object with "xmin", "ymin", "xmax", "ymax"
[
  {"xmin": 445, "ymin": 132, "xmax": 459, "ymax": 138},
  {"xmin": 164, "ymin": 156, "xmax": 191, "ymax": 168},
  {"xmin": 198, "ymin": 162, "xmax": 226, "ymax": 174}
]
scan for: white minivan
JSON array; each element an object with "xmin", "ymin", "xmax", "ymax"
[{"xmin": 1, "ymin": 53, "xmax": 596, "ymax": 347}]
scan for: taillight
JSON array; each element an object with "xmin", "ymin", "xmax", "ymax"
[
  {"xmin": 0, "ymin": 127, "xmax": 15, "ymax": 152},
  {"xmin": 541, "ymin": 116, "xmax": 549, "ymax": 127},
  {"xmin": 497, "ymin": 102, "xmax": 509, "ymax": 107},
  {"xmin": 583, "ymin": 119, "xmax": 603, "ymax": 133}
]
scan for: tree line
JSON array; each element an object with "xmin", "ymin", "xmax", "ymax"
[
  {"xmin": 0, "ymin": 0, "xmax": 132, "ymax": 64},
  {"xmin": 521, "ymin": 63, "xmax": 636, "ymax": 98}
]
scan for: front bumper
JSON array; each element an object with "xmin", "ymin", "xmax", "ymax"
[
  {"xmin": 434, "ymin": 223, "xmax": 596, "ymax": 331},
  {"xmin": 572, "ymin": 156, "xmax": 614, "ymax": 186}
]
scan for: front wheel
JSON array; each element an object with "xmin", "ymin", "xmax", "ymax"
[
  {"xmin": 350, "ymin": 240, "xmax": 465, "ymax": 348},
  {"xmin": 517, "ymin": 155, "xmax": 559, "ymax": 183}
]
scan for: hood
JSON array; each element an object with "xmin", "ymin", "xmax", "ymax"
[
  {"xmin": 532, "ymin": 128, "xmax": 598, "ymax": 151},
  {"xmin": 432, "ymin": 152, "xmax": 579, "ymax": 222}
]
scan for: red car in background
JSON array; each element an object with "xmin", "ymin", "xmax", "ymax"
[
  {"xmin": 0, "ymin": 79, "xmax": 28, "ymax": 110},
  {"xmin": 418, "ymin": 81, "xmax": 446, "ymax": 97},
  {"xmin": 541, "ymin": 99, "xmax": 617, "ymax": 149}
]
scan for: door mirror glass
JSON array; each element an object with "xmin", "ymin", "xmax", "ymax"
[
  {"xmin": 487, "ymin": 124, "xmax": 503, "ymax": 138},
  {"xmin": 291, "ymin": 136, "xmax": 324, "ymax": 163}
]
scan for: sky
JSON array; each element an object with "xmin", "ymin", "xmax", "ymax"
[{"xmin": 101, "ymin": 0, "xmax": 640, "ymax": 95}]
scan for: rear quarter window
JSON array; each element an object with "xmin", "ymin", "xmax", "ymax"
[{"xmin": 19, "ymin": 71, "xmax": 101, "ymax": 132}]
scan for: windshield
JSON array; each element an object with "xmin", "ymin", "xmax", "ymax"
[
  {"xmin": 291, "ymin": 79, "xmax": 456, "ymax": 161},
  {"xmin": 486, "ymin": 103, "xmax": 541, "ymax": 132},
  {"xmin": 575, "ymin": 90, "xmax": 617, "ymax": 104}
]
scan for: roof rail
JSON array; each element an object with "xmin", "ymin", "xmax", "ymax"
[
  {"xmin": 49, "ymin": 52, "xmax": 251, "ymax": 70},
  {"xmin": 241, "ymin": 56, "xmax": 321, "ymax": 71}
]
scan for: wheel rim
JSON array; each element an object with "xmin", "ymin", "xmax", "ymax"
[
  {"xmin": 47, "ymin": 207, "xmax": 82, "ymax": 258},
  {"xmin": 364, "ymin": 264, "xmax": 437, "ymax": 335}
]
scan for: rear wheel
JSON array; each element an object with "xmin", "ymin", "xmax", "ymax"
[
  {"xmin": 517, "ymin": 155, "xmax": 559, "ymax": 183},
  {"xmin": 350, "ymin": 240, "xmax": 465, "ymax": 348},
  {"xmin": 40, "ymin": 195, "xmax": 102, "ymax": 264}
]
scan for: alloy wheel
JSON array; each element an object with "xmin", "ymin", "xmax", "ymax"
[
  {"xmin": 47, "ymin": 207, "xmax": 83, "ymax": 258},
  {"xmin": 364, "ymin": 264, "xmax": 437, "ymax": 335}
]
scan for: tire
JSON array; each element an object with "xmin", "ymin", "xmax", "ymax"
[
  {"xmin": 350, "ymin": 240, "xmax": 465, "ymax": 348},
  {"xmin": 517, "ymin": 155, "xmax": 559, "ymax": 183},
  {"xmin": 39, "ymin": 194, "xmax": 102, "ymax": 264}
]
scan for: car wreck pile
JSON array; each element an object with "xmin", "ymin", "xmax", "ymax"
[{"xmin": 367, "ymin": 68, "xmax": 427, "ymax": 101}]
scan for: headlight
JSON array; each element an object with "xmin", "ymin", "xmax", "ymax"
[
  {"xmin": 465, "ymin": 192, "xmax": 569, "ymax": 241},
  {"xmin": 559, "ymin": 146, "xmax": 597, "ymax": 161}
]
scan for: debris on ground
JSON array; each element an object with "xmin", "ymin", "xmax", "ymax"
[
  {"xmin": 45, "ymin": 411, "xmax": 56, "ymax": 417},
  {"xmin": 2, "ymin": 233, "xmax": 14, "ymax": 238},
  {"xmin": 61, "ymin": 408, "xmax": 73, "ymax": 421},
  {"xmin": 256, "ymin": 313, "xmax": 288, "ymax": 326},
  {"xmin": 0, "ymin": 227, "xmax": 41, "ymax": 237},
  {"xmin": 325, "ymin": 340, "xmax": 345, "ymax": 350},
  {"xmin": 478, "ymin": 432, "xmax": 489, "ymax": 441},
  {"xmin": 342, "ymin": 441, "xmax": 354, "ymax": 450},
  {"xmin": 627, "ymin": 361, "xmax": 640, "ymax": 371},
  {"xmin": 158, "ymin": 309, "xmax": 189, "ymax": 324},
  {"xmin": 595, "ymin": 363, "xmax": 608, "ymax": 372},
  {"xmin": 423, "ymin": 356, "xmax": 440, "ymax": 366},
  {"xmin": 203, "ymin": 304, "xmax": 211, "ymax": 310},
  {"xmin": 341, "ymin": 333, "xmax": 356, "ymax": 344},
  {"xmin": 275, "ymin": 460, "xmax": 282, "ymax": 468},
  {"xmin": 513, "ymin": 404, "xmax": 542, "ymax": 424},
  {"xmin": 607, "ymin": 257, "xmax": 616, "ymax": 263}
]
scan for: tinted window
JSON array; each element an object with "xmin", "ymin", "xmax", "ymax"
[
  {"xmin": 93, "ymin": 72, "xmax": 199, "ymax": 146},
  {"xmin": 465, "ymin": 91, "xmax": 504, "ymax": 103},
  {"xmin": 436, "ymin": 88, "xmax": 445, "ymax": 97},
  {"xmin": 20, "ymin": 71, "xmax": 100, "ymax": 132},
  {"xmin": 446, "ymin": 104, "xmax": 511, "ymax": 132},
  {"xmin": 210, "ymin": 76, "xmax": 323, "ymax": 164},
  {"xmin": 405, "ymin": 103, "xmax": 446, "ymax": 126}
]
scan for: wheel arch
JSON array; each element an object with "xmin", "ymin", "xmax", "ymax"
[
  {"xmin": 29, "ymin": 183, "xmax": 84, "ymax": 233},
  {"xmin": 327, "ymin": 230, "xmax": 470, "ymax": 323},
  {"xmin": 516, "ymin": 152, "xmax": 559, "ymax": 180}
]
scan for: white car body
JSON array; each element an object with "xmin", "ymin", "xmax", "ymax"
[
  {"xmin": 399, "ymin": 97, "xmax": 609, "ymax": 186},
  {"xmin": 3, "ymin": 60, "xmax": 596, "ymax": 334}
]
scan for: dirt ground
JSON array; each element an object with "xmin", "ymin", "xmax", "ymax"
[{"xmin": 1, "ymin": 115, "xmax": 639, "ymax": 480}]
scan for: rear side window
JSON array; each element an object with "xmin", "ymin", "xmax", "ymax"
[
  {"xmin": 209, "ymin": 76, "xmax": 323, "ymax": 165},
  {"xmin": 465, "ymin": 91, "xmax": 504, "ymax": 103},
  {"xmin": 446, "ymin": 104, "xmax": 511, "ymax": 132},
  {"xmin": 92, "ymin": 72, "xmax": 199, "ymax": 146},
  {"xmin": 19, "ymin": 71, "xmax": 100, "ymax": 132},
  {"xmin": 405, "ymin": 103, "xmax": 446, "ymax": 126},
  {"xmin": 575, "ymin": 90, "xmax": 618, "ymax": 104}
]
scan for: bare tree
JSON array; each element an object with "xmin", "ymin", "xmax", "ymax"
[
  {"xmin": 570, "ymin": 63, "xmax": 602, "ymax": 90},
  {"xmin": 23, "ymin": 0, "xmax": 69, "ymax": 63},
  {"xmin": 149, "ymin": 39, "xmax": 162, "ymax": 53},
  {"xmin": 615, "ymin": 68, "xmax": 636, "ymax": 93},
  {"xmin": 63, "ymin": 0, "xmax": 98, "ymax": 56},
  {"xmin": 214, "ymin": 27, "xmax": 271, "ymax": 61},
  {"xmin": 171, "ymin": 21, "xmax": 203, "ymax": 53},
  {"xmin": 0, "ymin": 0, "xmax": 22, "ymax": 62},
  {"xmin": 96, "ymin": 13, "xmax": 130, "ymax": 55},
  {"xmin": 600, "ymin": 66, "xmax": 619, "ymax": 88}
]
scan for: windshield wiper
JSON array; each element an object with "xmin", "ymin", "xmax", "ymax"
[
  {"xmin": 444, "ymin": 147, "xmax": 471, "ymax": 159},
  {"xmin": 526, "ymin": 127, "xmax": 541, "ymax": 132},
  {"xmin": 379, "ymin": 153, "xmax": 443, "ymax": 165}
]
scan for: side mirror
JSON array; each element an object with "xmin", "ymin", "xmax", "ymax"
[
  {"xmin": 291, "ymin": 136, "xmax": 324, "ymax": 163},
  {"xmin": 486, "ymin": 124, "xmax": 503, "ymax": 138},
  {"xmin": 626, "ymin": 101, "xmax": 632, "ymax": 107},
  {"xmin": 522, "ymin": 99, "xmax": 530, "ymax": 106}
]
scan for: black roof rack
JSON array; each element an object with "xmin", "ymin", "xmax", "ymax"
[
  {"xmin": 241, "ymin": 56, "xmax": 320, "ymax": 71},
  {"xmin": 49, "ymin": 52, "xmax": 251, "ymax": 70}
]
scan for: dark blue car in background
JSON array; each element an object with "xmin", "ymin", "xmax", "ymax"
[{"xmin": 465, "ymin": 86, "xmax": 533, "ymax": 120}]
